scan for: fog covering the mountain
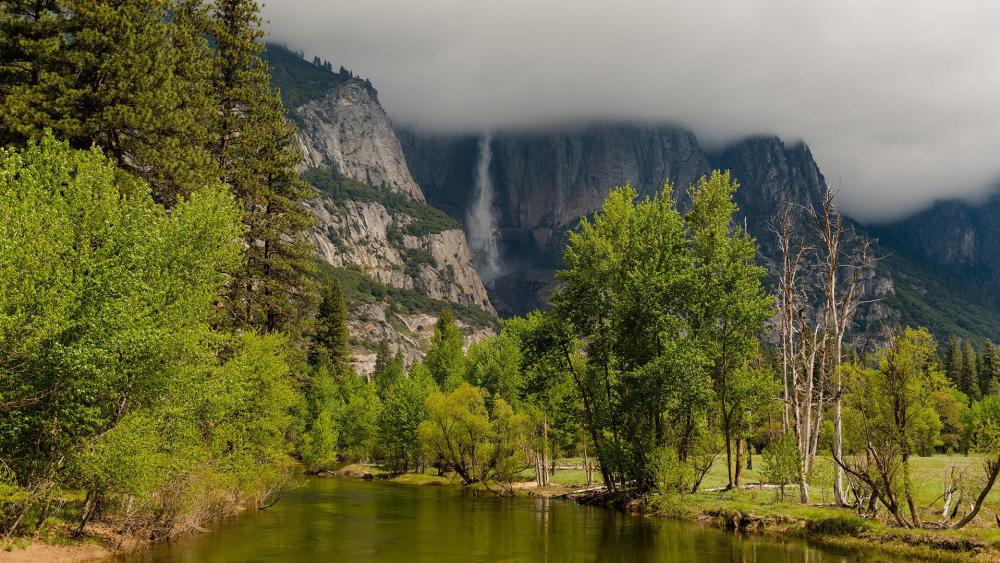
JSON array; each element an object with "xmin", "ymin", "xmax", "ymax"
[{"xmin": 264, "ymin": 0, "xmax": 1000, "ymax": 221}]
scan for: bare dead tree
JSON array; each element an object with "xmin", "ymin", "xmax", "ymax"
[{"xmin": 809, "ymin": 191, "xmax": 875, "ymax": 507}]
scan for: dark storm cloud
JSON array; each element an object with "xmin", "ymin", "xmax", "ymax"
[{"xmin": 263, "ymin": 0, "xmax": 1000, "ymax": 221}]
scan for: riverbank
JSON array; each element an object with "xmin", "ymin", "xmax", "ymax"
[
  {"xmin": 574, "ymin": 486, "xmax": 1000, "ymax": 562},
  {"xmin": 328, "ymin": 462, "xmax": 1000, "ymax": 562},
  {"xmin": 9, "ymin": 458, "xmax": 1000, "ymax": 562}
]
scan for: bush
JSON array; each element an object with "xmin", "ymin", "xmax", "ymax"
[
  {"xmin": 805, "ymin": 515, "xmax": 869, "ymax": 535},
  {"xmin": 761, "ymin": 433, "xmax": 800, "ymax": 500}
]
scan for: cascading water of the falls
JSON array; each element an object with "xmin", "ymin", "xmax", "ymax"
[{"xmin": 466, "ymin": 133, "xmax": 503, "ymax": 281}]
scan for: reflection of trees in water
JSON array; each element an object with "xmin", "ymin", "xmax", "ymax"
[{"xmin": 591, "ymin": 511, "xmax": 662, "ymax": 561}]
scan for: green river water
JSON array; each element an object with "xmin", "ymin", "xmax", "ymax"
[{"xmin": 121, "ymin": 477, "xmax": 894, "ymax": 562}]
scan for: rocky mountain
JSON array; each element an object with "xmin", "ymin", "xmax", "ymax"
[
  {"xmin": 870, "ymin": 193, "xmax": 1000, "ymax": 342},
  {"xmin": 265, "ymin": 44, "xmax": 1000, "ymax": 347},
  {"xmin": 265, "ymin": 45, "xmax": 496, "ymax": 373},
  {"xmin": 401, "ymin": 125, "xmax": 834, "ymax": 316},
  {"xmin": 872, "ymin": 194, "xmax": 1000, "ymax": 280},
  {"xmin": 402, "ymin": 123, "xmax": 1000, "ymax": 343}
]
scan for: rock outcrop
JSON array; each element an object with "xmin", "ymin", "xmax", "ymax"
[
  {"xmin": 267, "ymin": 45, "xmax": 496, "ymax": 372},
  {"xmin": 296, "ymin": 82, "xmax": 425, "ymax": 201},
  {"xmin": 402, "ymin": 124, "xmax": 713, "ymax": 314},
  {"xmin": 400, "ymin": 125, "xmax": 905, "ymax": 342}
]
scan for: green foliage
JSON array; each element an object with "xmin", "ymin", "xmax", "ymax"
[
  {"xmin": 972, "ymin": 396, "xmax": 1000, "ymax": 455},
  {"xmin": 962, "ymin": 341, "xmax": 981, "ymax": 401},
  {"xmin": 884, "ymin": 254, "xmax": 1000, "ymax": 346},
  {"xmin": 376, "ymin": 371, "xmax": 433, "ymax": 474},
  {"xmin": 373, "ymin": 342, "xmax": 406, "ymax": 399},
  {"xmin": 465, "ymin": 333, "xmax": 523, "ymax": 405},
  {"xmin": 425, "ymin": 309, "xmax": 467, "ymax": 391},
  {"xmin": 980, "ymin": 341, "xmax": 1000, "ymax": 396},
  {"xmin": 304, "ymin": 167, "xmax": 460, "ymax": 236},
  {"xmin": 480, "ymin": 399, "xmax": 531, "ymax": 495},
  {"xmin": 417, "ymin": 383, "xmax": 529, "ymax": 492},
  {"xmin": 945, "ymin": 336, "xmax": 963, "ymax": 387},
  {"xmin": 761, "ymin": 433, "xmax": 800, "ymax": 499},
  {"xmin": 932, "ymin": 387, "xmax": 969, "ymax": 453},
  {"xmin": 335, "ymin": 376, "xmax": 382, "ymax": 461},
  {"xmin": 312, "ymin": 279, "xmax": 352, "ymax": 378},
  {"xmin": 210, "ymin": 0, "xmax": 316, "ymax": 334},
  {"xmin": 419, "ymin": 384, "xmax": 491, "ymax": 484},
  {"xmin": 552, "ymin": 172, "xmax": 769, "ymax": 493},
  {"xmin": 841, "ymin": 327, "xmax": 950, "ymax": 527},
  {"xmin": 299, "ymin": 365, "xmax": 340, "ymax": 472},
  {"xmin": 262, "ymin": 43, "xmax": 353, "ymax": 110},
  {"xmin": 0, "ymin": 0, "xmax": 219, "ymax": 202},
  {"xmin": 200, "ymin": 333, "xmax": 300, "ymax": 492},
  {"xmin": 0, "ymin": 137, "xmax": 302, "ymax": 536}
]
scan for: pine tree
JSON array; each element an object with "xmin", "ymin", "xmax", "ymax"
[
  {"xmin": 373, "ymin": 344, "xmax": 405, "ymax": 399},
  {"xmin": 0, "ymin": 0, "xmax": 218, "ymax": 203},
  {"xmin": 980, "ymin": 341, "xmax": 1000, "ymax": 397},
  {"xmin": 209, "ymin": 0, "xmax": 317, "ymax": 334},
  {"xmin": 945, "ymin": 336, "xmax": 963, "ymax": 386},
  {"xmin": 313, "ymin": 279, "xmax": 352, "ymax": 380},
  {"xmin": 962, "ymin": 341, "xmax": 980, "ymax": 400}
]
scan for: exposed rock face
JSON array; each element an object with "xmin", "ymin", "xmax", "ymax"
[
  {"xmin": 401, "ymin": 125, "xmax": 840, "ymax": 316},
  {"xmin": 309, "ymin": 198, "xmax": 492, "ymax": 310},
  {"xmin": 715, "ymin": 136, "xmax": 826, "ymax": 240},
  {"xmin": 296, "ymin": 81, "xmax": 425, "ymax": 200},
  {"xmin": 401, "ymin": 125, "xmax": 911, "ymax": 343},
  {"xmin": 873, "ymin": 195, "xmax": 1000, "ymax": 275},
  {"xmin": 274, "ymin": 66, "xmax": 495, "ymax": 371},
  {"xmin": 402, "ymin": 124, "xmax": 713, "ymax": 314}
]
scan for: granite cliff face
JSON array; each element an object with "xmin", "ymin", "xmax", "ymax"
[
  {"xmin": 873, "ymin": 195, "xmax": 1000, "ymax": 276},
  {"xmin": 715, "ymin": 136, "xmax": 826, "ymax": 238},
  {"xmin": 402, "ymin": 124, "xmax": 712, "ymax": 314},
  {"xmin": 267, "ymin": 44, "xmax": 1000, "ymax": 346},
  {"xmin": 401, "ymin": 126, "xmax": 842, "ymax": 316},
  {"xmin": 266, "ymin": 45, "xmax": 495, "ymax": 372},
  {"xmin": 295, "ymin": 82, "xmax": 424, "ymax": 200}
]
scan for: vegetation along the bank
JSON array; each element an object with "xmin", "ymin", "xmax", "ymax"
[{"xmin": 4, "ymin": 0, "xmax": 1000, "ymax": 561}]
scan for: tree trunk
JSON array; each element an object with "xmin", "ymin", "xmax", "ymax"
[
  {"xmin": 832, "ymin": 382, "xmax": 845, "ymax": 505},
  {"xmin": 542, "ymin": 420, "xmax": 550, "ymax": 486},
  {"xmin": 953, "ymin": 459, "xmax": 1000, "ymax": 529},
  {"xmin": 734, "ymin": 438, "xmax": 744, "ymax": 489}
]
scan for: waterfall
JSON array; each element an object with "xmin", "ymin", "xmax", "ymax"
[{"xmin": 467, "ymin": 133, "xmax": 503, "ymax": 281}]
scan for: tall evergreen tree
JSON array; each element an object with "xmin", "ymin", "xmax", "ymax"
[
  {"xmin": 313, "ymin": 278, "xmax": 352, "ymax": 379},
  {"xmin": 963, "ymin": 341, "xmax": 981, "ymax": 400},
  {"xmin": 981, "ymin": 340, "xmax": 1000, "ymax": 397},
  {"xmin": 945, "ymin": 335, "xmax": 963, "ymax": 386},
  {"xmin": 373, "ymin": 341, "xmax": 405, "ymax": 397},
  {"xmin": 0, "ymin": 0, "xmax": 218, "ymax": 202},
  {"xmin": 209, "ymin": 0, "xmax": 316, "ymax": 334}
]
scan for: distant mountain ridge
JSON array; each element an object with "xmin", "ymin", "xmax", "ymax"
[
  {"xmin": 265, "ymin": 42, "xmax": 1000, "ymax": 350},
  {"xmin": 401, "ymin": 126, "xmax": 832, "ymax": 316},
  {"xmin": 401, "ymin": 124, "xmax": 1000, "ymax": 343}
]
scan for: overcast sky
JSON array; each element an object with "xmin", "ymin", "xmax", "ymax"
[{"xmin": 263, "ymin": 0, "xmax": 1000, "ymax": 222}]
